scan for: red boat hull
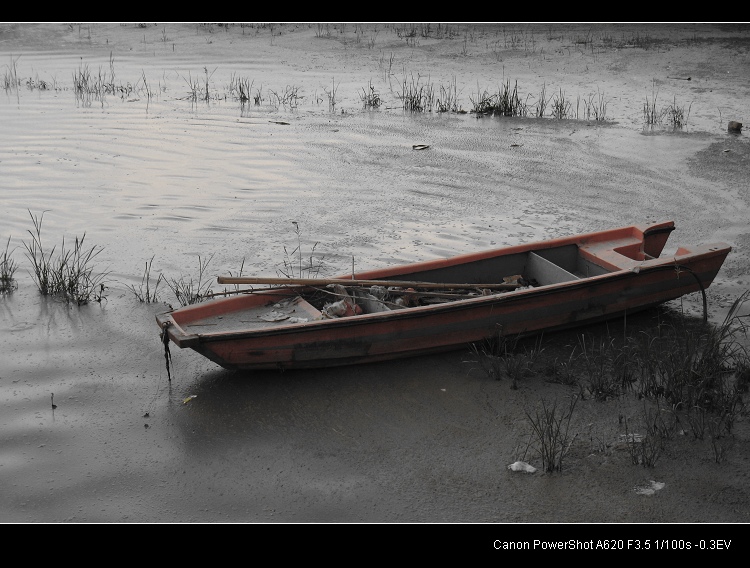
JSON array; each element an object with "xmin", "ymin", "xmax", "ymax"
[{"xmin": 156, "ymin": 222, "xmax": 730, "ymax": 371}]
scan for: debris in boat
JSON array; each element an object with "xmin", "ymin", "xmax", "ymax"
[
  {"xmin": 508, "ymin": 461, "xmax": 537, "ymax": 473},
  {"xmin": 183, "ymin": 395, "xmax": 197, "ymax": 404},
  {"xmin": 260, "ymin": 310, "xmax": 290, "ymax": 322},
  {"xmin": 502, "ymin": 274, "xmax": 533, "ymax": 290},
  {"xmin": 634, "ymin": 480, "xmax": 665, "ymax": 496},
  {"xmin": 412, "ymin": 144, "xmax": 430, "ymax": 150},
  {"xmin": 322, "ymin": 284, "xmax": 362, "ymax": 318},
  {"xmin": 370, "ymin": 285, "xmax": 387, "ymax": 300},
  {"xmin": 157, "ymin": 221, "xmax": 732, "ymax": 372},
  {"xmin": 322, "ymin": 299, "xmax": 362, "ymax": 318},
  {"xmin": 351, "ymin": 288, "xmax": 391, "ymax": 313},
  {"xmin": 287, "ymin": 317, "xmax": 309, "ymax": 324},
  {"xmin": 391, "ymin": 287, "xmax": 419, "ymax": 308}
]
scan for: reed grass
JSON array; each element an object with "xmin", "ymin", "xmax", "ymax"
[
  {"xmin": 5, "ymin": 41, "xmax": 627, "ymax": 126},
  {"xmin": 25, "ymin": 74, "xmax": 54, "ymax": 91},
  {"xmin": 71, "ymin": 53, "xmax": 144, "ymax": 106},
  {"xmin": 324, "ymin": 77, "xmax": 339, "ymax": 111},
  {"xmin": 622, "ymin": 412, "xmax": 662, "ymax": 467},
  {"xmin": 125, "ymin": 255, "xmax": 163, "ymax": 303},
  {"xmin": 181, "ymin": 66, "xmax": 216, "ymax": 102},
  {"xmin": 1, "ymin": 236, "xmax": 18, "ymax": 293},
  {"xmin": 664, "ymin": 96, "xmax": 691, "ymax": 128},
  {"xmin": 164, "ymin": 254, "xmax": 214, "ymax": 306},
  {"xmin": 582, "ymin": 89, "xmax": 608, "ymax": 121},
  {"xmin": 474, "ymin": 292, "xmax": 749, "ymax": 471},
  {"xmin": 435, "ymin": 77, "xmax": 459, "ymax": 113},
  {"xmin": 523, "ymin": 395, "xmax": 579, "ymax": 472},
  {"xmin": 22, "ymin": 210, "xmax": 108, "ymax": 305},
  {"xmin": 359, "ymin": 80, "xmax": 382, "ymax": 109},
  {"xmin": 469, "ymin": 79, "xmax": 528, "ymax": 116},
  {"xmin": 218, "ymin": 257, "xmax": 246, "ymax": 295},
  {"xmin": 315, "ymin": 23, "xmax": 331, "ymax": 38},
  {"xmin": 397, "ymin": 72, "xmax": 434, "ymax": 112},
  {"xmin": 139, "ymin": 70, "xmax": 152, "ymax": 99},
  {"xmin": 550, "ymin": 88, "xmax": 571, "ymax": 119},
  {"xmin": 638, "ymin": 293, "xmax": 748, "ymax": 419},
  {"xmin": 622, "ymin": 31, "xmax": 663, "ymax": 50},
  {"xmin": 578, "ymin": 334, "xmax": 620, "ymax": 400},
  {"xmin": 643, "ymin": 88, "xmax": 661, "ymax": 125},
  {"xmin": 378, "ymin": 51, "xmax": 395, "ymax": 78},
  {"xmin": 467, "ymin": 332, "xmax": 544, "ymax": 388},
  {"xmin": 467, "ymin": 342, "xmax": 505, "ymax": 381},
  {"xmin": 277, "ymin": 221, "xmax": 325, "ymax": 280},
  {"xmin": 2, "ymin": 55, "xmax": 20, "ymax": 90},
  {"xmin": 574, "ymin": 30, "xmax": 593, "ymax": 47},
  {"xmin": 229, "ymin": 74, "xmax": 254, "ymax": 104},
  {"xmin": 545, "ymin": 342, "xmax": 581, "ymax": 385},
  {"xmin": 534, "ymin": 83, "xmax": 549, "ymax": 117},
  {"xmin": 269, "ymin": 85, "xmax": 301, "ymax": 109},
  {"xmin": 643, "ymin": 81, "xmax": 691, "ymax": 128}
]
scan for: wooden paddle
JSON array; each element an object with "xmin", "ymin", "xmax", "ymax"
[{"xmin": 216, "ymin": 276, "xmax": 520, "ymax": 290}]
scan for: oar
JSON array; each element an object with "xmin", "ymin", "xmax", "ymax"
[{"xmin": 216, "ymin": 276, "xmax": 520, "ymax": 290}]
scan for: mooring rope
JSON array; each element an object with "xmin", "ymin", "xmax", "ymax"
[
  {"xmin": 645, "ymin": 263, "xmax": 708, "ymax": 324},
  {"xmin": 160, "ymin": 321, "xmax": 173, "ymax": 382}
]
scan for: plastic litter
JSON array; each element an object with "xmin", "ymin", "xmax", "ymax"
[
  {"xmin": 507, "ymin": 461, "xmax": 537, "ymax": 473},
  {"xmin": 369, "ymin": 285, "xmax": 387, "ymax": 300},
  {"xmin": 634, "ymin": 480, "xmax": 665, "ymax": 495},
  {"xmin": 351, "ymin": 288, "xmax": 391, "ymax": 313},
  {"xmin": 260, "ymin": 310, "xmax": 290, "ymax": 322},
  {"xmin": 322, "ymin": 284, "xmax": 362, "ymax": 318}
]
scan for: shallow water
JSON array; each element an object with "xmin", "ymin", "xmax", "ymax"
[
  {"xmin": 2, "ymin": 23, "xmax": 750, "ymax": 523},
  {"xmin": 2, "ymin": 24, "xmax": 749, "ymax": 294}
]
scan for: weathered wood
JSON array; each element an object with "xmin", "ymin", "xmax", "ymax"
[{"xmin": 217, "ymin": 276, "xmax": 520, "ymax": 290}]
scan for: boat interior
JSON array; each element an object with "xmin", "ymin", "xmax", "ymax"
[
  {"xmin": 390, "ymin": 237, "xmax": 649, "ymax": 293},
  {"xmin": 174, "ymin": 232, "xmax": 665, "ymax": 332}
]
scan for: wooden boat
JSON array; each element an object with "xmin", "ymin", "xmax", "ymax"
[{"xmin": 155, "ymin": 221, "xmax": 730, "ymax": 371}]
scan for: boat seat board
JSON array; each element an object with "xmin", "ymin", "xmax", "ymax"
[{"xmin": 525, "ymin": 251, "xmax": 580, "ymax": 285}]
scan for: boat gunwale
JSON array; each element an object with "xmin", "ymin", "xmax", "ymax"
[{"xmin": 155, "ymin": 220, "xmax": 731, "ymax": 349}]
